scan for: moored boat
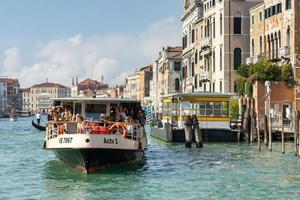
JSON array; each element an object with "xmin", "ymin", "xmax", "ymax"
[
  {"xmin": 151, "ymin": 92, "xmax": 241, "ymax": 142},
  {"xmin": 9, "ymin": 113, "xmax": 17, "ymax": 121},
  {"xmin": 43, "ymin": 97, "xmax": 147, "ymax": 173}
]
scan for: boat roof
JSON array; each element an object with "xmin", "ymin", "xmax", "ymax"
[
  {"xmin": 52, "ymin": 97, "xmax": 140, "ymax": 103},
  {"xmin": 162, "ymin": 92, "xmax": 232, "ymax": 98}
]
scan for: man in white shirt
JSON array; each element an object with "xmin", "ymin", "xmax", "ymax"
[{"xmin": 36, "ymin": 112, "xmax": 41, "ymax": 126}]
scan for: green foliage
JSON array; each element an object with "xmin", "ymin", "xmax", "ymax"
[
  {"xmin": 236, "ymin": 64, "xmax": 250, "ymax": 78},
  {"xmin": 252, "ymin": 60, "xmax": 281, "ymax": 82},
  {"xmin": 281, "ymin": 63, "xmax": 293, "ymax": 81},
  {"xmin": 230, "ymin": 99, "xmax": 239, "ymax": 120},
  {"xmin": 236, "ymin": 78, "xmax": 246, "ymax": 96},
  {"xmin": 245, "ymin": 81, "xmax": 253, "ymax": 97}
]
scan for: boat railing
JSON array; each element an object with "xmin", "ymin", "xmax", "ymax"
[{"xmin": 46, "ymin": 120, "xmax": 144, "ymax": 141}]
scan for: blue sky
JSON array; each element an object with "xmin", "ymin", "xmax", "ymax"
[{"xmin": 0, "ymin": 0, "xmax": 183, "ymax": 87}]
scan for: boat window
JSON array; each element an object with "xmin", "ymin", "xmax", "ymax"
[
  {"xmin": 206, "ymin": 102, "xmax": 214, "ymax": 116},
  {"xmin": 199, "ymin": 102, "xmax": 206, "ymax": 116},
  {"xmin": 189, "ymin": 101, "xmax": 230, "ymax": 118},
  {"xmin": 85, "ymin": 104, "xmax": 107, "ymax": 119},
  {"xmin": 74, "ymin": 103, "xmax": 82, "ymax": 114}
]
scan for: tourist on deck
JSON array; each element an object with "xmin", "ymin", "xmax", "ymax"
[
  {"xmin": 47, "ymin": 110, "xmax": 53, "ymax": 121},
  {"xmin": 137, "ymin": 111, "xmax": 145, "ymax": 126},
  {"xmin": 99, "ymin": 113, "xmax": 106, "ymax": 122},
  {"xmin": 36, "ymin": 112, "xmax": 41, "ymax": 126}
]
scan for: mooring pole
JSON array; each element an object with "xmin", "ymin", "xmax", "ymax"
[
  {"xmin": 250, "ymin": 109, "xmax": 254, "ymax": 143},
  {"xmin": 257, "ymin": 113, "xmax": 261, "ymax": 151},
  {"xmin": 281, "ymin": 114, "xmax": 285, "ymax": 154},
  {"xmin": 263, "ymin": 115, "xmax": 268, "ymax": 146},
  {"xmin": 294, "ymin": 111, "xmax": 299, "ymax": 156}
]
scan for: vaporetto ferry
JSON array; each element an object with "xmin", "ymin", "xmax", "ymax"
[
  {"xmin": 151, "ymin": 92, "xmax": 240, "ymax": 142},
  {"xmin": 43, "ymin": 97, "xmax": 147, "ymax": 173}
]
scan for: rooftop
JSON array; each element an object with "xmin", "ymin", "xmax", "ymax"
[{"xmin": 31, "ymin": 82, "xmax": 69, "ymax": 89}]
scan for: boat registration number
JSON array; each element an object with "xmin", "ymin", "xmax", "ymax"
[
  {"xmin": 59, "ymin": 137, "xmax": 73, "ymax": 144},
  {"xmin": 104, "ymin": 138, "xmax": 118, "ymax": 144}
]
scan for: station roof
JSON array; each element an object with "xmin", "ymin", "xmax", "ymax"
[
  {"xmin": 52, "ymin": 96, "xmax": 140, "ymax": 103},
  {"xmin": 162, "ymin": 92, "xmax": 232, "ymax": 98}
]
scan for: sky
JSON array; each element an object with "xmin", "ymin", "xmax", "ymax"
[{"xmin": 0, "ymin": 0, "xmax": 183, "ymax": 88}]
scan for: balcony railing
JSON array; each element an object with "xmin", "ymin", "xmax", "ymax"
[
  {"xmin": 201, "ymin": 37, "xmax": 212, "ymax": 48},
  {"xmin": 199, "ymin": 71, "xmax": 212, "ymax": 81},
  {"xmin": 186, "ymin": 76, "xmax": 195, "ymax": 86},
  {"xmin": 246, "ymin": 54, "xmax": 265, "ymax": 64},
  {"xmin": 279, "ymin": 46, "xmax": 291, "ymax": 59}
]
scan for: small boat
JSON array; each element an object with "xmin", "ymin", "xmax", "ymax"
[
  {"xmin": 9, "ymin": 114, "xmax": 17, "ymax": 121},
  {"xmin": 32, "ymin": 119, "xmax": 46, "ymax": 131},
  {"xmin": 43, "ymin": 97, "xmax": 147, "ymax": 173}
]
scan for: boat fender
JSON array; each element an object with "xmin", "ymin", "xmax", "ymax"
[{"xmin": 109, "ymin": 124, "xmax": 128, "ymax": 137}]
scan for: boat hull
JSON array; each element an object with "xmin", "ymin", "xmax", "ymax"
[
  {"xmin": 151, "ymin": 126, "xmax": 241, "ymax": 142},
  {"xmin": 52, "ymin": 148, "xmax": 144, "ymax": 173}
]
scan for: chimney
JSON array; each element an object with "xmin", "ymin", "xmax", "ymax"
[
  {"xmin": 184, "ymin": 0, "xmax": 190, "ymax": 11},
  {"xmin": 76, "ymin": 76, "xmax": 78, "ymax": 86},
  {"xmin": 101, "ymin": 75, "xmax": 104, "ymax": 84},
  {"xmin": 72, "ymin": 77, "xmax": 74, "ymax": 86}
]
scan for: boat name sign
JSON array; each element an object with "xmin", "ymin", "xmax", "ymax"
[{"xmin": 59, "ymin": 137, "xmax": 73, "ymax": 144}]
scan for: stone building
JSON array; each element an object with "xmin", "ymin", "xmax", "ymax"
[
  {"xmin": 30, "ymin": 82, "xmax": 70, "ymax": 113},
  {"xmin": 124, "ymin": 65, "xmax": 153, "ymax": 105},
  {"xmin": 21, "ymin": 88, "xmax": 31, "ymax": 113},
  {"xmin": 71, "ymin": 77, "xmax": 109, "ymax": 97},
  {"xmin": 249, "ymin": 0, "xmax": 297, "ymax": 115},
  {"xmin": 149, "ymin": 46, "xmax": 183, "ymax": 114},
  {"xmin": 192, "ymin": 0, "xmax": 262, "ymax": 93},
  {"xmin": 0, "ymin": 80, "xmax": 7, "ymax": 115},
  {"xmin": 181, "ymin": 0, "xmax": 203, "ymax": 93},
  {"xmin": 0, "ymin": 78, "xmax": 22, "ymax": 113}
]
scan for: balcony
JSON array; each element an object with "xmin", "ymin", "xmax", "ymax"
[
  {"xmin": 199, "ymin": 71, "xmax": 212, "ymax": 82},
  {"xmin": 246, "ymin": 54, "xmax": 265, "ymax": 64},
  {"xmin": 201, "ymin": 37, "xmax": 212, "ymax": 48},
  {"xmin": 279, "ymin": 46, "xmax": 291, "ymax": 59},
  {"xmin": 186, "ymin": 76, "xmax": 195, "ymax": 86}
]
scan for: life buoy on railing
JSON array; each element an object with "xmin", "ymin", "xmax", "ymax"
[
  {"xmin": 109, "ymin": 123, "xmax": 127, "ymax": 137},
  {"xmin": 91, "ymin": 125, "xmax": 109, "ymax": 134},
  {"xmin": 57, "ymin": 124, "xmax": 64, "ymax": 135}
]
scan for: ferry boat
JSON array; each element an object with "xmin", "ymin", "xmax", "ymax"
[
  {"xmin": 151, "ymin": 92, "xmax": 240, "ymax": 142},
  {"xmin": 43, "ymin": 97, "xmax": 147, "ymax": 173}
]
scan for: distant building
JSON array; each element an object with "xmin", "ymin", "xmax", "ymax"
[
  {"xmin": 30, "ymin": 82, "xmax": 70, "ymax": 113},
  {"xmin": 20, "ymin": 88, "xmax": 31, "ymax": 113},
  {"xmin": 0, "ymin": 80, "xmax": 7, "ymax": 115},
  {"xmin": 124, "ymin": 65, "xmax": 153, "ymax": 105},
  {"xmin": 151, "ymin": 46, "xmax": 183, "ymax": 113},
  {"xmin": 0, "ymin": 78, "xmax": 22, "ymax": 113},
  {"xmin": 71, "ymin": 77, "xmax": 109, "ymax": 97}
]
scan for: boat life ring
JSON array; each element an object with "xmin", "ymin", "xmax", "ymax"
[
  {"xmin": 109, "ymin": 124, "xmax": 127, "ymax": 137},
  {"xmin": 57, "ymin": 124, "xmax": 64, "ymax": 135}
]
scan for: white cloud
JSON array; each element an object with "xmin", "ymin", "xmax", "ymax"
[
  {"xmin": 3, "ymin": 47, "xmax": 21, "ymax": 74},
  {"xmin": 69, "ymin": 34, "xmax": 82, "ymax": 46},
  {"xmin": 0, "ymin": 17, "xmax": 181, "ymax": 88}
]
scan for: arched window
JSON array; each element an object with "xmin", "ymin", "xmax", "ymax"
[
  {"xmin": 287, "ymin": 26, "xmax": 291, "ymax": 47},
  {"xmin": 234, "ymin": 48, "xmax": 242, "ymax": 70},
  {"xmin": 251, "ymin": 39, "xmax": 255, "ymax": 56},
  {"xmin": 195, "ymin": 74, "xmax": 198, "ymax": 89},
  {"xmin": 259, "ymin": 36, "xmax": 263, "ymax": 54},
  {"xmin": 175, "ymin": 78, "xmax": 180, "ymax": 91},
  {"xmin": 278, "ymin": 31, "xmax": 281, "ymax": 48},
  {"xmin": 275, "ymin": 32, "xmax": 278, "ymax": 58},
  {"xmin": 213, "ymin": 17, "xmax": 216, "ymax": 38},
  {"xmin": 271, "ymin": 33, "xmax": 274, "ymax": 59}
]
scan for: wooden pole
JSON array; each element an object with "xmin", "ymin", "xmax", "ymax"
[
  {"xmin": 263, "ymin": 115, "xmax": 268, "ymax": 146},
  {"xmin": 268, "ymin": 112, "xmax": 272, "ymax": 151},
  {"xmin": 294, "ymin": 111, "xmax": 299, "ymax": 156},
  {"xmin": 281, "ymin": 114, "xmax": 285, "ymax": 154},
  {"xmin": 250, "ymin": 109, "xmax": 254, "ymax": 143},
  {"xmin": 257, "ymin": 113, "xmax": 261, "ymax": 151}
]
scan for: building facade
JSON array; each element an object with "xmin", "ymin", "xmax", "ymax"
[
  {"xmin": 125, "ymin": 72, "xmax": 141, "ymax": 100},
  {"xmin": 181, "ymin": 0, "xmax": 203, "ymax": 93},
  {"xmin": 0, "ymin": 78, "xmax": 22, "ymax": 113},
  {"xmin": 0, "ymin": 81, "xmax": 7, "ymax": 115},
  {"xmin": 30, "ymin": 82, "xmax": 70, "ymax": 113},
  {"xmin": 249, "ymin": 0, "xmax": 296, "ymax": 114},
  {"xmin": 191, "ymin": 0, "xmax": 262, "ymax": 94},
  {"xmin": 21, "ymin": 88, "xmax": 31, "ymax": 113}
]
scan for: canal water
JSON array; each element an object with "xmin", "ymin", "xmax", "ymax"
[{"xmin": 1, "ymin": 117, "xmax": 300, "ymax": 200}]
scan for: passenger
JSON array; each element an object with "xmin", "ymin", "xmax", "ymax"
[
  {"xmin": 120, "ymin": 107, "xmax": 127, "ymax": 122},
  {"xmin": 99, "ymin": 113, "xmax": 106, "ymax": 122},
  {"xmin": 75, "ymin": 114, "xmax": 84, "ymax": 123},
  {"xmin": 47, "ymin": 109, "xmax": 53, "ymax": 121},
  {"xmin": 56, "ymin": 107, "xmax": 62, "ymax": 121},
  {"xmin": 115, "ymin": 106, "xmax": 122, "ymax": 122},
  {"xmin": 110, "ymin": 107, "xmax": 116, "ymax": 121},
  {"xmin": 137, "ymin": 111, "xmax": 145, "ymax": 127},
  {"xmin": 66, "ymin": 109, "xmax": 73, "ymax": 121}
]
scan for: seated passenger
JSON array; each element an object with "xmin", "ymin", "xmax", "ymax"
[{"xmin": 99, "ymin": 113, "xmax": 106, "ymax": 122}]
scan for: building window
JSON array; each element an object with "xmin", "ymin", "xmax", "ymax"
[
  {"xmin": 213, "ymin": 51, "xmax": 216, "ymax": 72},
  {"xmin": 251, "ymin": 39, "xmax": 255, "ymax": 56},
  {"xmin": 287, "ymin": 26, "xmax": 291, "ymax": 47},
  {"xmin": 174, "ymin": 61, "xmax": 181, "ymax": 71},
  {"xmin": 175, "ymin": 78, "xmax": 180, "ymax": 91},
  {"xmin": 234, "ymin": 48, "xmax": 242, "ymax": 70},
  {"xmin": 220, "ymin": 13, "xmax": 223, "ymax": 35},
  {"xmin": 259, "ymin": 12, "xmax": 263, "ymax": 21},
  {"xmin": 192, "ymin": 29, "xmax": 195, "ymax": 43},
  {"xmin": 195, "ymin": 75, "xmax": 198, "ymax": 89},
  {"xmin": 195, "ymin": 50, "xmax": 198, "ymax": 65},
  {"xmin": 220, "ymin": 81, "xmax": 223, "ymax": 93},
  {"xmin": 251, "ymin": 15, "xmax": 254, "ymax": 25},
  {"xmin": 234, "ymin": 17, "xmax": 242, "ymax": 34},
  {"xmin": 204, "ymin": 83, "xmax": 206, "ymax": 92},
  {"xmin": 286, "ymin": 0, "xmax": 291, "ymax": 10},
  {"xmin": 278, "ymin": 31, "xmax": 281, "ymax": 48},
  {"xmin": 213, "ymin": 17, "xmax": 216, "ymax": 38},
  {"xmin": 192, "ymin": 62, "xmax": 195, "ymax": 76},
  {"xmin": 212, "ymin": 82, "xmax": 215, "ymax": 92},
  {"xmin": 277, "ymin": 3, "xmax": 282, "ymax": 13},
  {"xmin": 259, "ymin": 36, "xmax": 263, "ymax": 54},
  {"xmin": 220, "ymin": 46, "xmax": 223, "ymax": 71}
]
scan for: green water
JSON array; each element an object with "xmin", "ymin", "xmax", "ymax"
[{"xmin": 1, "ymin": 117, "xmax": 300, "ymax": 199}]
